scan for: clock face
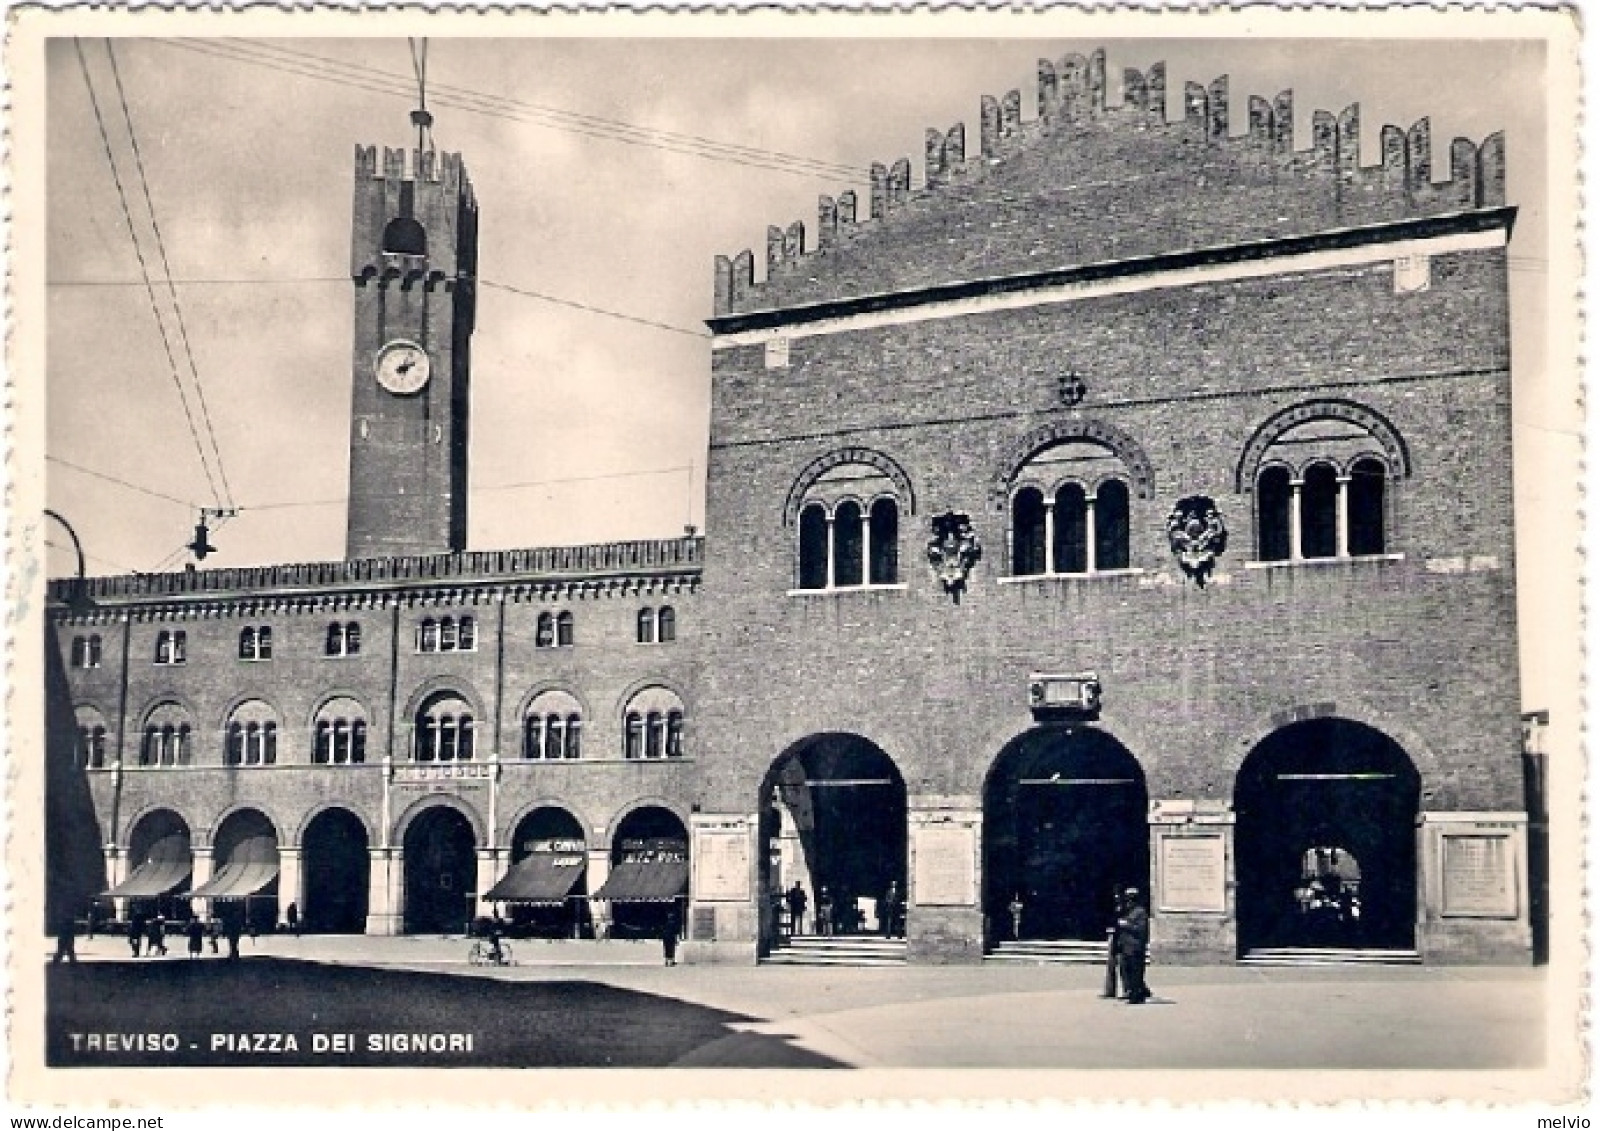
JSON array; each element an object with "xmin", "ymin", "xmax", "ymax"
[{"xmin": 374, "ymin": 341, "xmax": 431, "ymax": 395}]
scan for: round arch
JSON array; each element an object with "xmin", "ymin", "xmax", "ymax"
[
  {"xmin": 125, "ymin": 807, "xmax": 192, "ymax": 860},
  {"xmin": 501, "ymin": 797, "xmax": 593, "ymax": 849},
  {"xmin": 613, "ymin": 677, "xmax": 694, "ymax": 719},
  {"xmin": 988, "ymin": 419, "xmax": 1155, "ymax": 512},
  {"xmin": 205, "ymin": 803, "xmax": 285, "ymax": 848},
  {"xmin": 399, "ymin": 676, "xmax": 489, "ymax": 722},
  {"xmin": 401, "ymin": 803, "xmax": 479, "ymax": 935},
  {"xmin": 303, "ymin": 688, "xmax": 373, "ymax": 729},
  {"xmin": 392, "ymin": 794, "xmax": 488, "ymax": 847},
  {"xmin": 513, "ymin": 683, "xmax": 592, "ymax": 724},
  {"xmin": 783, "ymin": 446, "xmax": 917, "ymax": 527},
  {"xmin": 1223, "ymin": 702, "xmax": 1442, "ymax": 788},
  {"xmin": 757, "ymin": 733, "xmax": 908, "ymax": 947},
  {"xmin": 300, "ymin": 806, "xmax": 370, "ymax": 934},
  {"xmin": 215, "ymin": 692, "xmax": 286, "ymax": 732},
  {"xmin": 603, "ymin": 796, "xmax": 692, "ymax": 848},
  {"xmin": 1233, "ymin": 717, "xmax": 1420, "ymax": 954},
  {"xmin": 1235, "ymin": 398, "xmax": 1412, "ymax": 493},
  {"xmin": 982, "ymin": 725, "xmax": 1149, "ymax": 944},
  {"xmin": 292, "ymin": 801, "xmax": 378, "ymax": 848}
]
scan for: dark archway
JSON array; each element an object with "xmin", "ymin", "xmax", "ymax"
[
  {"xmin": 983, "ymin": 727, "xmax": 1149, "ymax": 943},
  {"xmin": 119, "ymin": 809, "xmax": 193, "ymax": 923},
  {"xmin": 302, "ymin": 808, "xmax": 370, "ymax": 934},
  {"xmin": 1234, "ymin": 718, "xmax": 1420, "ymax": 953},
  {"xmin": 206, "ymin": 809, "xmax": 281, "ymax": 936},
  {"xmin": 403, "ymin": 806, "xmax": 477, "ymax": 935},
  {"xmin": 503, "ymin": 807, "xmax": 589, "ymax": 939},
  {"xmin": 603, "ymin": 807, "xmax": 688, "ymax": 940},
  {"xmin": 759, "ymin": 735, "xmax": 908, "ymax": 943}
]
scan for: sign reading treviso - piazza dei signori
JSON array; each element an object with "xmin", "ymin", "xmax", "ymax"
[{"xmin": 47, "ymin": 40, "xmax": 1542, "ymax": 968}]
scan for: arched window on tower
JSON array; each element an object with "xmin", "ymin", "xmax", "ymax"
[
  {"xmin": 1053, "ymin": 483, "xmax": 1089, "ymax": 574},
  {"xmin": 792, "ymin": 459, "xmax": 906, "ymax": 591},
  {"xmin": 382, "ymin": 216, "xmax": 427, "ymax": 257},
  {"xmin": 1300, "ymin": 462, "xmax": 1340, "ymax": 560},
  {"xmin": 657, "ymin": 606, "xmax": 676, "ymax": 643},
  {"xmin": 1257, "ymin": 466, "xmax": 1293, "ymax": 562},
  {"xmin": 1348, "ymin": 458, "xmax": 1387, "ymax": 556},
  {"xmin": 1011, "ymin": 487, "xmax": 1047, "ymax": 577},
  {"xmin": 869, "ymin": 499, "xmax": 899, "ymax": 585},
  {"xmin": 637, "ymin": 608, "xmax": 655, "ymax": 644},
  {"xmin": 798, "ymin": 504, "xmax": 829, "ymax": 590},
  {"xmin": 1094, "ymin": 480, "xmax": 1131, "ymax": 572},
  {"xmin": 832, "ymin": 501, "xmax": 864, "ymax": 587}
]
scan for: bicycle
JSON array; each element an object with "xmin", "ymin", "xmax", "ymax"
[{"xmin": 467, "ymin": 939, "xmax": 515, "ymax": 967}]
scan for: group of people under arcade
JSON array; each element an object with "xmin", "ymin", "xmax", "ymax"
[{"xmin": 777, "ymin": 880, "xmax": 906, "ymax": 938}]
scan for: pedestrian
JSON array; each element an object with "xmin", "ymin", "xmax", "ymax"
[
  {"xmin": 207, "ymin": 917, "xmax": 221, "ymax": 954},
  {"xmin": 247, "ymin": 907, "xmax": 260, "ymax": 943},
  {"xmin": 185, "ymin": 916, "xmax": 205, "ymax": 958},
  {"xmin": 1115, "ymin": 887, "xmax": 1152, "ymax": 1005},
  {"xmin": 51, "ymin": 915, "xmax": 78, "ymax": 964},
  {"xmin": 127, "ymin": 910, "xmax": 144, "ymax": 958},
  {"xmin": 660, "ymin": 908, "xmax": 680, "ymax": 966},
  {"xmin": 224, "ymin": 914, "xmax": 243, "ymax": 960},
  {"xmin": 880, "ymin": 881, "xmax": 902, "ymax": 939},
  {"xmin": 1009, "ymin": 892, "xmax": 1025, "ymax": 941},
  {"xmin": 785, "ymin": 882, "xmax": 808, "ymax": 937},
  {"xmin": 146, "ymin": 912, "xmax": 167, "ymax": 956},
  {"xmin": 817, "ymin": 887, "xmax": 834, "ymax": 937},
  {"xmin": 286, "ymin": 901, "xmax": 300, "ymax": 937},
  {"xmin": 769, "ymin": 888, "xmax": 787, "ymax": 939}
]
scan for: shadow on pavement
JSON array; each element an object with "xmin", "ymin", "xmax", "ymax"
[{"xmin": 47, "ymin": 959, "xmax": 843, "ymax": 1069}]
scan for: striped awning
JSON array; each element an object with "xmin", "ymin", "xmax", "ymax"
[
  {"xmin": 104, "ymin": 836, "xmax": 191, "ymax": 898},
  {"xmin": 188, "ymin": 836, "xmax": 279, "ymax": 901},
  {"xmin": 484, "ymin": 853, "xmax": 586, "ymax": 905},
  {"xmin": 593, "ymin": 860, "xmax": 688, "ymax": 903}
]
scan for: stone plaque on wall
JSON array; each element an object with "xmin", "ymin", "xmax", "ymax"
[
  {"xmin": 1158, "ymin": 834, "xmax": 1227, "ymax": 913},
  {"xmin": 1442, "ymin": 834, "xmax": 1516, "ymax": 917},
  {"xmin": 692, "ymin": 824, "xmax": 751, "ymax": 903},
  {"xmin": 913, "ymin": 823, "xmax": 976, "ymax": 906}
]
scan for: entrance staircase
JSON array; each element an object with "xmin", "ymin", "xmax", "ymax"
[
  {"xmin": 986, "ymin": 939, "xmax": 1109, "ymax": 965},
  {"xmin": 1240, "ymin": 946, "xmax": 1422, "ymax": 967},
  {"xmin": 762, "ymin": 934, "xmax": 907, "ymax": 967}
]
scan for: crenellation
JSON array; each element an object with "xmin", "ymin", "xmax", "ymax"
[
  {"xmin": 980, "ymin": 95, "xmax": 1001, "ymax": 158},
  {"xmin": 730, "ymin": 249, "xmax": 754, "ymax": 307},
  {"xmin": 711, "ymin": 47, "xmax": 1512, "ymax": 318},
  {"xmin": 889, "ymin": 158, "xmax": 912, "ymax": 208},
  {"xmin": 382, "ymin": 147, "xmax": 406, "ymax": 179},
  {"xmin": 713, "ymin": 255, "xmax": 733, "ymax": 315},
  {"xmin": 1208, "ymin": 76, "xmax": 1229, "ymax": 141},
  {"xmin": 870, "ymin": 162, "xmax": 889, "ymax": 219},
  {"xmin": 355, "ymin": 144, "xmax": 378, "ymax": 178}
]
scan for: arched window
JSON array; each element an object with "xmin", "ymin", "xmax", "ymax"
[
  {"xmin": 325, "ymin": 621, "xmax": 362, "ymax": 657},
  {"xmin": 868, "ymin": 499, "xmax": 899, "ymax": 585},
  {"xmin": 71, "ymin": 636, "xmax": 100, "ymax": 669},
  {"xmin": 238, "ymin": 628, "xmax": 255, "ymax": 661},
  {"xmin": 154, "ymin": 630, "xmax": 187, "ymax": 665},
  {"xmin": 415, "ymin": 692, "xmax": 474, "ymax": 762},
  {"xmin": 458, "ymin": 616, "xmax": 476, "ymax": 651},
  {"xmin": 326, "ymin": 624, "xmax": 343, "ymax": 656},
  {"xmin": 382, "ymin": 216, "xmax": 427, "ymax": 256},
  {"xmin": 1348, "ymin": 458, "xmax": 1387, "ymax": 555},
  {"xmin": 564, "ymin": 715, "xmax": 582, "ymax": 759},
  {"xmin": 798, "ymin": 503, "xmax": 829, "ymax": 590},
  {"xmin": 1301, "ymin": 462, "xmax": 1340, "ymax": 560},
  {"xmin": 1006, "ymin": 439, "xmax": 1136, "ymax": 577},
  {"xmin": 418, "ymin": 619, "xmax": 439, "ymax": 653},
  {"xmin": 1242, "ymin": 404, "xmax": 1403, "ymax": 563},
  {"xmin": 1053, "ymin": 483, "xmax": 1089, "ymax": 574},
  {"xmin": 793, "ymin": 459, "xmax": 907, "ymax": 590},
  {"xmin": 238, "ymin": 626, "xmax": 273, "ymax": 661},
  {"xmin": 313, "ymin": 697, "xmax": 367, "ymax": 764},
  {"xmin": 140, "ymin": 703, "xmax": 193, "ymax": 766},
  {"xmin": 657, "ymin": 606, "xmax": 676, "ymax": 643},
  {"xmin": 622, "ymin": 686, "xmax": 687, "ymax": 760},
  {"xmin": 637, "ymin": 608, "xmax": 655, "ymax": 644},
  {"xmin": 536, "ymin": 613, "xmax": 554, "ymax": 648},
  {"xmin": 440, "ymin": 617, "xmax": 458, "ymax": 651},
  {"xmin": 556, "ymin": 611, "xmax": 574, "ymax": 647},
  {"xmin": 1095, "ymin": 480, "xmax": 1130, "ymax": 571},
  {"xmin": 224, "ymin": 700, "xmax": 279, "ymax": 766},
  {"xmin": 833, "ymin": 501, "xmax": 864, "ymax": 587},
  {"xmin": 75, "ymin": 706, "xmax": 109, "ymax": 768},
  {"xmin": 1011, "ymin": 487, "xmax": 1046, "ymax": 576},
  {"xmin": 1257, "ymin": 466, "xmax": 1293, "ymax": 562}
]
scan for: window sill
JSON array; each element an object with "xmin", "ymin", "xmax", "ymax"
[
  {"xmin": 786, "ymin": 583, "xmax": 908, "ymax": 597},
  {"xmin": 1244, "ymin": 553, "xmax": 1405, "ymax": 570},
  {"xmin": 997, "ymin": 568, "xmax": 1145, "ymax": 585},
  {"xmin": 414, "ymin": 648, "xmax": 481, "ymax": 655},
  {"xmin": 324, "ymin": 653, "xmax": 362, "ymax": 660},
  {"xmin": 506, "ymin": 757, "xmax": 694, "ymax": 765}
]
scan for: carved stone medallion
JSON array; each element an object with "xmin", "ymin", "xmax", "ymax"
[
  {"xmin": 926, "ymin": 512, "xmax": 983, "ymax": 602},
  {"xmin": 1166, "ymin": 495, "xmax": 1227, "ymax": 586}
]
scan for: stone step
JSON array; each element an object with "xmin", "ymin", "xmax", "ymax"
[
  {"xmin": 763, "ymin": 935, "xmax": 907, "ymax": 966},
  {"xmin": 987, "ymin": 939, "xmax": 1109, "ymax": 965},
  {"xmin": 1240, "ymin": 947, "xmax": 1422, "ymax": 966}
]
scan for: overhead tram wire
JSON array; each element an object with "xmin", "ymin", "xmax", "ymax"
[
  {"xmin": 152, "ymin": 39, "xmax": 861, "ymax": 182},
  {"xmin": 105, "ymin": 39, "xmax": 235, "ymax": 511},
  {"xmin": 72, "ymin": 39, "xmax": 227, "ymax": 512},
  {"xmin": 478, "ymin": 280, "xmax": 707, "ymax": 339},
  {"xmin": 47, "ymin": 454, "xmax": 198, "ymax": 509}
]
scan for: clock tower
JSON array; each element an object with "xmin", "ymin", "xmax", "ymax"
[{"xmin": 345, "ymin": 143, "xmax": 478, "ymax": 559}]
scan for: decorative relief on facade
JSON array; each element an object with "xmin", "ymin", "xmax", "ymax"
[
  {"xmin": 1166, "ymin": 495, "xmax": 1228, "ymax": 586},
  {"xmin": 1056, "ymin": 372, "xmax": 1088, "ymax": 406},
  {"xmin": 926, "ymin": 511, "xmax": 982, "ymax": 602}
]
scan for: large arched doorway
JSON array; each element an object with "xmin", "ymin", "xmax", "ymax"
[
  {"xmin": 759, "ymin": 735, "xmax": 907, "ymax": 942},
  {"xmin": 490, "ymin": 807, "xmax": 590, "ymax": 939},
  {"xmin": 1234, "ymin": 718, "xmax": 1420, "ymax": 954},
  {"xmin": 983, "ymin": 727, "xmax": 1149, "ymax": 943},
  {"xmin": 402, "ymin": 806, "xmax": 477, "ymax": 935},
  {"xmin": 301, "ymin": 808, "xmax": 370, "ymax": 934},
  {"xmin": 193, "ymin": 809, "xmax": 281, "ymax": 936},
  {"xmin": 112, "ymin": 809, "xmax": 193, "ymax": 923},
  {"xmin": 596, "ymin": 806, "xmax": 688, "ymax": 940}
]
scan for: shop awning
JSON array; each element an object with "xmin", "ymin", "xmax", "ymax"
[
  {"xmin": 484, "ymin": 853, "xmax": 586, "ymax": 905},
  {"xmin": 593, "ymin": 860, "xmax": 688, "ymax": 903},
  {"xmin": 188, "ymin": 836, "xmax": 279, "ymax": 901},
  {"xmin": 104, "ymin": 836, "xmax": 191, "ymax": 898}
]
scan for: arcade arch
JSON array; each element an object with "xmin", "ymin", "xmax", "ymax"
[{"xmin": 301, "ymin": 807, "xmax": 370, "ymax": 933}]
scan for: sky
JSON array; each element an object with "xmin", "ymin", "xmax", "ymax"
[{"xmin": 40, "ymin": 32, "xmax": 1567, "ymax": 708}]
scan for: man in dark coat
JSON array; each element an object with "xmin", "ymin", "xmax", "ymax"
[
  {"xmin": 1115, "ymin": 887, "xmax": 1152, "ymax": 1004},
  {"xmin": 785, "ymin": 883, "xmax": 808, "ymax": 936}
]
